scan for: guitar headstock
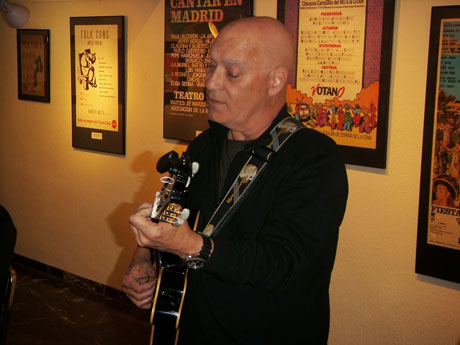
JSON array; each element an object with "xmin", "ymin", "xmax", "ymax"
[{"xmin": 150, "ymin": 151, "xmax": 198, "ymax": 226}]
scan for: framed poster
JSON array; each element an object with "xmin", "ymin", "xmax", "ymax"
[
  {"xmin": 277, "ymin": 0, "xmax": 395, "ymax": 168},
  {"xmin": 70, "ymin": 16, "xmax": 125, "ymax": 155},
  {"xmin": 163, "ymin": 1, "xmax": 253, "ymax": 141},
  {"xmin": 17, "ymin": 29, "xmax": 50, "ymax": 102},
  {"xmin": 416, "ymin": 6, "xmax": 460, "ymax": 284}
]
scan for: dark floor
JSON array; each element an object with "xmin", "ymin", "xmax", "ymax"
[{"xmin": 5, "ymin": 258, "xmax": 152, "ymax": 345}]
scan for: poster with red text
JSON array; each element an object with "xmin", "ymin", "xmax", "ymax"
[
  {"xmin": 70, "ymin": 16, "xmax": 125, "ymax": 155},
  {"xmin": 74, "ymin": 24, "xmax": 119, "ymax": 132},
  {"xmin": 278, "ymin": 0, "xmax": 395, "ymax": 168},
  {"xmin": 17, "ymin": 29, "xmax": 50, "ymax": 102},
  {"xmin": 19, "ymin": 34, "xmax": 47, "ymax": 97}
]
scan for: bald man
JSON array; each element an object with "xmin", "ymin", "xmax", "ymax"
[{"xmin": 122, "ymin": 17, "xmax": 348, "ymax": 345}]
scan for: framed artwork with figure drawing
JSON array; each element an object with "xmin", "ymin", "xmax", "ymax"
[{"xmin": 70, "ymin": 16, "xmax": 126, "ymax": 155}]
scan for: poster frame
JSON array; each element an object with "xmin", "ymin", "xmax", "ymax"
[
  {"xmin": 17, "ymin": 29, "xmax": 50, "ymax": 103},
  {"xmin": 416, "ymin": 6, "xmax": 460, "ymax": 284},
  {"xmin": 70, "ymin": 16, "xmax": 126, "ymax": 155},
  {"xmin": 277, "ymin": 0, "xmax": 395, "ymax": 168}
]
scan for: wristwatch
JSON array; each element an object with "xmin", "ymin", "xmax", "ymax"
[{"xmin": 185, "ymin": 233, "xmax": 213, "ymax": 270}]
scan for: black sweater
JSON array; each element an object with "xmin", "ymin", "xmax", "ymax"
[{"xmin": 178, "ymin": 106, "xmax": 348, "ymax": 345}]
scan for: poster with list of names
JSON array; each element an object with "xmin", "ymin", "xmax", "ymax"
[
  {"xmin": 296, "ymin": 1, "xmax": 366, "ymax": 104},
  {"xmin": 163, "ymin": 0, "xmax": 253, "ymax": 141}
]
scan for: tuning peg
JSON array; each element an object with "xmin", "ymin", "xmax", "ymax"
[
  {"xmin": 185, "ymin": 163, "xmax": 199, "ymax": 188},
  {"xmin": 192, "ymin": 162, "xmax": 199, "ymax": 175},
  {"xmin": 174, "ymin": 208, "xmax": 190, "ymax": 226},
  {"xmin": 156, "ymin": 151, "xmax": 180, "ymax": 173}
]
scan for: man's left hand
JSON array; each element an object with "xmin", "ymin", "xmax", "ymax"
[{"xmin": 129, "ymin": 203, "xmax": 203, "ymax": 258}]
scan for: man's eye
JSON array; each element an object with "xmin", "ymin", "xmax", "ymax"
[{"xmin": 227, "ymin": 72, "xmax": 239, "ymax": 78}]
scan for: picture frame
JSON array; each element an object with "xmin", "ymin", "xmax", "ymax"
[
  {"xmin": 70, "ymin": 16, "xmax": 126, "ymax": 155},
  {"xmin": 416, "ymin": 6, "xmax": 460, "ymax": 284},
  {"xmin": 277, "ymin": 0, "xmax": 395, "ymax": 168},
  {"xmin": 17, "ymin": 29, "xmax": 50, "ymax": 103}
]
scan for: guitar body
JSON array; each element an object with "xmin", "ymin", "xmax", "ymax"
[
  {"xmin": 148, "ymin": 151, "xmax": 198, "ymax": 345},
  {"xmin": 150, "ymin": 256, "xmax": 187, "ymax": 345}
]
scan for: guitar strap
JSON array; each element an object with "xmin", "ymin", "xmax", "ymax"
[{"xmin": 202, "ymin": 116, "xmax": 305, "ymax": 237}]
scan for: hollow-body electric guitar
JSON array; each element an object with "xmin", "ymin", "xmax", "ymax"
[{"xmin": 149, "ymin": 151, "xmax": 199, "ymax": 345}]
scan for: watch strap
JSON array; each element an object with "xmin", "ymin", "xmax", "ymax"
[{"xmin": 185, "ymin": 233, "xmax": 212, "ymax": 270}]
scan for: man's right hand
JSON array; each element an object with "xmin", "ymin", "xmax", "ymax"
[{"xmin": 122, "ymin": 246, "xmax": 156, "ymax": 309}]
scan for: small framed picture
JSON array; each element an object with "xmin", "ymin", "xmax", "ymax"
[{"xmin": 17, "ymin": 29, "xmax": 50, "ymax": 102}]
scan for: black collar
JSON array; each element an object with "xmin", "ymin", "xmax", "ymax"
[{"xmin": 207, "ymin": 104, "xmax": 291, "ymax": 151}]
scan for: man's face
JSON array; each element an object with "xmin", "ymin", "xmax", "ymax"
[{"xmin": 205, "ymin": 30, "xmax": 270, "ymax": 134}]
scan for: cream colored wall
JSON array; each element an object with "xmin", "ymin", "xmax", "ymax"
[{"xmin": 0, "ymin": 0, "xmax": 459, "ymax": 344}]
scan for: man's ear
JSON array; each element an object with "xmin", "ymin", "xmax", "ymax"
[{"xmin": 268, "ymin": 67, "xmax": 288, "ymax": 96}]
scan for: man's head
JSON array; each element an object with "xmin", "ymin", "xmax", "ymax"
[{"xmin": 205, "ymin": 17, "xmax": 295, "ymax": 140}]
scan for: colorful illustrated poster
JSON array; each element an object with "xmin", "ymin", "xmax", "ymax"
[
  {"xmin": 70, "ymin": 17, "xmax": 125, "ymax": 155},
  {"xmin": 17, "ymin": 29, "xmax": 50, "ymax": 102},
  {"xmin": 278, "ymin": 0, "xmax": 395, "ymax": 168},
  {"xmin": 427, "ymin": 19, "xmax": 460, "ymax": 251},
  {"xmin": 416, "ymin": 6, "xmax": 460, "ymax": 284},
  {"xmin": 164, "ymin": 1, "xmax": 253, "ymax": 141}
]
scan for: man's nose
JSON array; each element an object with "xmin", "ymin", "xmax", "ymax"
[{"xmin": 205, "ymin": 68, "xmax": 222, "ymax": 90}]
